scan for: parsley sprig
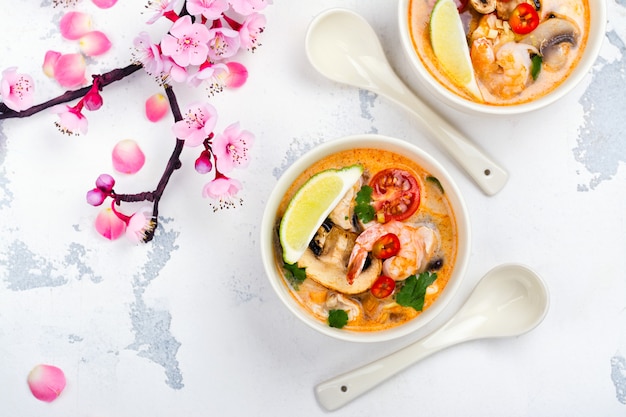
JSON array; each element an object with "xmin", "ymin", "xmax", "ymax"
[
  {"xmin": 283, "ymin": 262, "xmax": 306, "ymax": 290},
  {"xmin": 396, "ymin": 272, "xmax": 438, "ymax": 311},
  {"xmin": 328, "ymin": 309, "xmax": 349, "ymax": 328},
  {"xmin": 355, "ymin": 185, "xmax": 375, "ymax": 223}
]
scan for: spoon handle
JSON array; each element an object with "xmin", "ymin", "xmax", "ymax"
[
  {"xmin": 315, "ymin": 329, "xmax": 453, "ymax": 411},
  {"xmin": 371, "ymin": 66, "xmax": 508, "ymax": 195}
]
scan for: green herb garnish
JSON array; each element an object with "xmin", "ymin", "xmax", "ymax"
[
  {"xmin": 283, "ymin": 262, "xmax": 306, "ymax": 290},
  {"xmin": 355, "ymin": 185, "xmax": 375, "ymax": 223},
  {"xmin": 531, "ymin": 55, "xmax": 542, "ymax": 80},
  {"xmin": 328, "ymin": 309, "xmax": 349, "ymax": 328},
  {"xmin": 396, "ymin": 272, "xmax": 438, "ymax": 311},
  {"xmin": 426, "ymin": 176, "xmax": 444, "ymax": 194}
]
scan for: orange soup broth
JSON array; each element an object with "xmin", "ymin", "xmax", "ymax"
[
  {"xmin": 408, "ymin": 0, "xmax": 590, "ymax": 105},
  {"xmin": 274, "ymin": 148, "xmax": 458, "ymax": 332}
]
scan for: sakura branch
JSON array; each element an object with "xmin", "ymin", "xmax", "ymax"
[{"xmin": 0, "ymin": 0, "xmax": 270, "ymax": 243}]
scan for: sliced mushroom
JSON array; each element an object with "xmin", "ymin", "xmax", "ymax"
[
  {"xmin": 520, "ymin": 17, "xmax": 580, "ymax": 69},
  {"xmin": 471, "ymin": 0, "xmax": 496, "ymax": 14},
  {"xmin": 496, "ymin": 0, "xmax": 533, "ymax": 20},
  {"xmin": 298, "ymin": 224, "xmax": 382, "ymax": 294}
]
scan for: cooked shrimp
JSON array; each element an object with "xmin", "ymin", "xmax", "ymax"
[
  {"xmin": 346, "ymin": 220, "xmax": 438, "ymax": 284},
  {"xmin": 469, "ymin": 14, "xmax": 538, "ymax": 99},
  {"xmin": 471, "ymin": 38, "xmax": 537, "ymax": 99}
]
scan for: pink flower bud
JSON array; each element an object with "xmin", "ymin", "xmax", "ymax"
[
  {"xmin": 95, "ymin": 207, "xmax": 126, "ymax": 240},
  {"xmin": 27, "ymin": 364, "xmax": 66, "ymax": 403},
  {"xmin": 86, "ymin": 188, "xmax": 106, "ymax": 206},
  {"xmin": 195, "ymin": 150, "xmax": 213, "ymax": 174},
  {"xmin": 112, "ymin": 139, "xmax": 145, "ymax": 174},
  {"xmin": 95, "ymin": 173, "xmax": 115, "ymax": 192},
  {"xmin": 145, "ymin": 93, "xmax": 169, "ymax": 122}
]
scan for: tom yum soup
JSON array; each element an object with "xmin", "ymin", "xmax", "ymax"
[
  {"xmin": 274, "ymin": 149, "xmax": 458, "ymax": 332},
  {"xmin": 409, "ymin": 0, "xmax": 590, "ymax": 104}
]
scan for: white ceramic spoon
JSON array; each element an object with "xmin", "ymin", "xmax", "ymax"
[
  {"xmin": 305, "ymin": 8, "xmax": 508, "ymax": 196},
  {"xmin": 315, "ymin": 264, "xmax": 550, "ymax": 411}
]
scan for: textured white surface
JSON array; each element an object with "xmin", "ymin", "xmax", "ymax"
[{"xmin": 1, "ymin": 0, "xmax": 625, "ymax": 416}]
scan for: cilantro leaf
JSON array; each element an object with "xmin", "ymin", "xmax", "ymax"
[
  {"xmin": 396, "ymin": 272, "xmax": 438, "ymax": 311},
  {"xmin": 283, "ymin": 262, "xmax": 306, "ymax": 290},
  {"xmin": 355, "ymin": 185, "xmax": 375, "ymax": 223},
  {"xmin": 328, "ymin": 309, "xmax": 349, "ymax": 328}
]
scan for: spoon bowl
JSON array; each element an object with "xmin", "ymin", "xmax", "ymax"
[
  {"xmin": 305, "ymin": 8, "xmax": 508, "ymax": 196},
  {"xmin": 315, "ymin": 263, "xmax": 550, "ymax": 411}
]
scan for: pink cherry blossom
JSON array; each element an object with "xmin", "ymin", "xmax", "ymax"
[
  {"xmin": 163, "ymin": 57, "xmax": 188, "ymax": 83},
  {"xmin": 95, "ymin": 206, "xmax": 126, "ymax": 240},
  {"xmin": 229, "ymin": 0, "xmax": 271, "ymax": 15},
  {"xmin": 42, "ymin": 51, "xmax": 61, "ymax": 78},
  {"xmin": 0, "ymin": 67, "xmax": 34, "ymax": 112},
  {"xmin": 207, "ymin": 26, "xmax": 241, "ymax": 61},
  {"xmin": 52, "ymin": 104, "xmax": 88, "ymax": 135},
  {"xmin": 186, "ymin": 0, "xmax": 229, "ymax": 20},
  {"xmin": 51, "ymin": 53, "xmax": 87, "ymax": 88},
  {"xmin": 60, "ymin": 11, "xmax": 92, "ymax": 40},
  {"xmin": 160, "ymin": 15, "xmax": 210, "ymax": 67},
  {"xmin": 145, "ymin": 93, "xmax": 169, "ymax": 122},
  {"xmin": 126, "ymin": 206, "xmax": 155, "ymax": 243},
  {"xmin": 238, "ymin": 12, "xmax": 266, "ymax": 50},
  {"xmin": 91, "ymin": 0, "xmax": 118, "ymax": 8},
  {"xmin": 79, "ymin": 31, "xmax": 112, "ymax": 56},
  {"xmin": 202, "ymin": 175, "xmax": 242, "ymax": 209},
  {"xmin": 186, "ymin": 61, "xmax": 227, "ymax": 88},
  {"xmin": 145, "ymin": 0, "xmax": 181, "ymax": 24},
  {"xmin": 172, "ymin": 102, "xmax": 218, "ymax": 147},
  {"xmin": 112, "ymin": 139, "xmax": 145, "ymax": 174},
  {"xmin": 212, "ymin": 122, "xmax": 254, "ymax": 173},
  {"xmin": 133, "ymin": 32, "xmax": 165, "ymax": 77},
  {"xmin": 27, "ymin": 364, "xmax": 66, "ymax": 403}
]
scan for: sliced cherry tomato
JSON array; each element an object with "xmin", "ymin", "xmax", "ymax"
[
  {"xmin": 369, "ymin": 169, "xmax": 420, "ymax": 223},
  {"xmin": 509, "ymin": 3, "xmax": 540, "ymax": 35},
  {"xmin": 370, "ymin": 275, "xmax": 396, "ymax": 299},
  {"xmin": 372, "ymin": 233, "xmax": 401, "ymax": 259}
]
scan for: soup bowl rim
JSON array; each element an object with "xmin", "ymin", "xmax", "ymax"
[
  {"xmin": 260, "ymin": 134, "xmax": 471, "ymax": 343},
  {"xmin": 396, "ymin": 0, "xmax": 607, "ymax": 115}
]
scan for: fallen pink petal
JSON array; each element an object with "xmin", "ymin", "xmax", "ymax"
[
  {"xmin": 79, "ymin": 31, "xmax": 112, "ymax": 57},
  {"xmin": 112, "ymin": 139, "xmax": 146, "ymax": 174},
  {"xmin": 145, "ymin": 93, "xmax": 169, "ymax": 122},
  {"xmin": 91, "ymin": 0, "xmax": 118, "ymax": 8},
  {"xmin": 42, "ymin": 51, "xmax": 61, "ymax": 78},
  {"xmin": 224, "ymin": 62, "xmax": 248, "ymax": 88},
  {"xmin": 59, "ymin": 11, "xmax": 92, "ymax": 40},
  {"xmin": 27, "ymin": 364, "xmax": 66, "ymax": 403},
  {"xmin": 95, "ymin": 207, "xmax": 126, "ymax": 240},
  {"xmin": 53, "ymin": 53, "xmax": 87, "ymax": 88}
]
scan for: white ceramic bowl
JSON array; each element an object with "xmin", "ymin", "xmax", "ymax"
[
  {"xmin": 397, "ymin": 0, "xmax": 607, "ymax": 115},
  {"xmin": 260, "ymin": 134, "xmax": 471, "ymax": 342}
]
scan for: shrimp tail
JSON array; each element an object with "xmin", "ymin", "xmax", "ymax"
[{"xmin": 346, "ymin": 246, "xmax": 368, "ymax": 284}]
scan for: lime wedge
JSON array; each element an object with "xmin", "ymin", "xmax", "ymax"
[
  {"xmin": 279, "ymin": 165, "xmax": 363, "ymax": 264},
  {"xmin": 429, "ymin": 0, "xmax": 482, "ymax": 100}
]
